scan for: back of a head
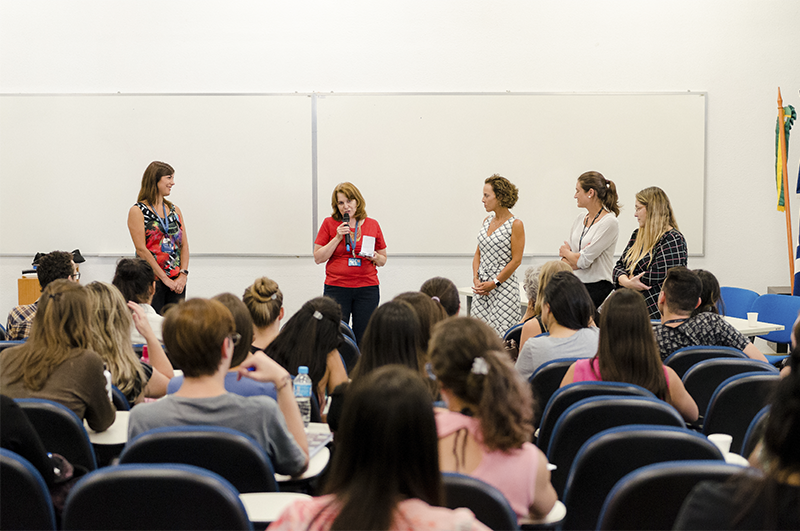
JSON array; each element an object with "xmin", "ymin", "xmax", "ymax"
[
  {"xmin": 326, "ymin": 365, "xmax": 441, "ymax": 530},
  {"xmin": 420, "ymin": 277, "xmax": 460, "ymax": 317},
  {"xmin": 242, "ymin": 276, "xmax": 283, "ymax": 328},
  {"xmin": 393, "ymin": 291, "xmax": 447, "ymax": 353},
  {"xmin": 162, "ymin": 298, "xmax": 235, "ymax": 378},
  {"xmin": 542, "ymin": 271, "xmax": 593, "ymax": 330},
  {"xmin": 598, "ymin": 289, "xmax": 667, "ymax": 399},
  {"xmin": 662, "ymin": 266, "xmax": 702, "ymax": 315},
  {"xmin": 112, "ymin": 258, "xmax": 155, "ymax": 304},
  {"xmin": 353, "ymin": 300, "xmax": 423, "ymax": 381},
  {"xmin": 36, "ymin": 251, "xmax": 74, "ymax": 291},
  {"xmin": 533, "ymin": 260, "xmax": 573, "ymax": 316},
  {"xmin": 212, "ymin": 293, "xmax": 254, "ymax": 368},
  {"xmin": 429, "ymin": 317, "xmax": 533, "ymax": 450},
  {"xmin": 691, "ymin": 269, "xmax": 722, "ymax": 317},
  {"xmin": 522, "ymin": 265, "xmax": 542, "ymax": 303},
  {"xmin": 265, "ymin": 296, "xmax": 342, "ymax": 386}
]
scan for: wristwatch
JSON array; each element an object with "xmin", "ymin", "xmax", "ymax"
[
  {"xmin": 493, "ymin": 278, "xmax": 501, "ymax": 288},
  {"xmin": 180, "ymin": 269, "xmax": 189, "ymax": 276}
]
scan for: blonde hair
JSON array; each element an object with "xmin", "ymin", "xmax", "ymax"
[
  {"xmin": 86, "ymin": 282, "xmax": 147, "ymax": 399},
  {"xmin": 8, "ymin": 280, "xmax": 94, "ymax": 391},
  {"xmin": 624, "ymin": 187, "xmax": 680, "ymax": 274},
  {"xmin": 532, "ymin": 260, "xmax": 573, "ymax": 317},
  {"xmin": 243, "ymin": 277, "xmax": 283, "ymax": 328}
]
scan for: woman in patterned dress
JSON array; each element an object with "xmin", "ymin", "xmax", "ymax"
[
  {"xmin": 127, "ymin": 161, "xmax": 189, "ymax": 314},
  {"xmin": 612, "ymin": 186, "xmax": 687, "ymax": 319},
  {"xmin": 472, "ymin": 174, "xmax": 525, "ymax": 336}
]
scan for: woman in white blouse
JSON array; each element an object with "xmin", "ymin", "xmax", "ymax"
[{"xmin": 559, "ymin": 171, "xmax": 620, "ymax": 309}]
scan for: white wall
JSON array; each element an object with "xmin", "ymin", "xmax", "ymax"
[{"xmin": 2, "ymin": 0, "xmax": 799, "ymax": 321}]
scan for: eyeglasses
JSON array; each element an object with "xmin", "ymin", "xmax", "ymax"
[
  {"xmin": 70, "ymin": 272, "xmax": 81, "ymax": 280},
  {"xmin": 228, "ymin": 333, "xmax": 241, "ymax": 346}
]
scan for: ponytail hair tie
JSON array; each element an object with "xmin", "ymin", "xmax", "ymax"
[
  {"xmin": 312, "ymin": 310, "xmax": 323, "ymax": 321},
  {"xmin": 431, "ymin": 296, "xmax": 440, "ymax": 303},
  {"xmin": 270, "ymin": 293, "xmax": 278, "ymax": 300},
  {"xmin": 471, "ymin": 357, "xmax": 489, "ymax": 375}
]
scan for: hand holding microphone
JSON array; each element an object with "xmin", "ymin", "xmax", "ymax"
[{"xmin": 342, "ymin": 213, "xmax": 353, "ymax": 251}]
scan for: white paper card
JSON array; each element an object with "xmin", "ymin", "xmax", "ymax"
[{"xmin": 359, "ymin": 235, "xmax": 376, "ymax": 257}]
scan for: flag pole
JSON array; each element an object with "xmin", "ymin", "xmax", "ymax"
[{"xmin": 778, "ymin": 87, "xmax": 794, "ymax": 292}]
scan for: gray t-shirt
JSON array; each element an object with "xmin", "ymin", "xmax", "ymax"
[
  {"xmin": 128, "ymin": 393, "xmax": 306, "ymax": 476},
  {"xmin": 515, "ymin": 327, "xmax": 600, "ymax": 380}
]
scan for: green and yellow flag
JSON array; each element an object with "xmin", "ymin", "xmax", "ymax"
[{"xmin": 776, "ymin": 103, "xmax": 796, "ymax": 211}]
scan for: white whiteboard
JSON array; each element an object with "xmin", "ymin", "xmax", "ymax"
[
  {"xmin": 316, "ymin": 93, "xmax": 705, "ymax": 256},
  {"xmin": 0, "ymin": 94, "xmax": 312, "ymax": 255}
]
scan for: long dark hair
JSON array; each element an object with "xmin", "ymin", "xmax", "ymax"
[
  {"xmin": 323, "ymin": 365, "xmax": 442, "ymax": 530},
  {"xmin": 264, "ymin": 297, "xmax": 342, "ymax": 389},
  {"xmin": 393, "ymin": 291, "xmax": 447, "ymax": 355},
  {"xmin": 112, "ymin": 258, "xmax": 155, "ymax": 304},
  {"xmin": 429, "ymin": 317, "xmax": 534, "ymax": 450},
  {"xmin": 595, "ymin": 289, "xmax": 668, "ymax": 400},
  {"xmin": 542, "ymin": 271, "xmax": 594, "ymax": 330},
  {"xmin": 351, "ymin": 301, "xmax": 424, "ymax": 381},
  {"xmin": 691, "ymin": 269, "xmax": 724, "ymax": 317}
]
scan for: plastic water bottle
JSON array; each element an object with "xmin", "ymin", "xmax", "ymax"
[
  {"xmin": 103, "ymin": 363, "xmax": 113, "ymax": 402},
  {"xmin": 293, "ymin": 366, "xmax": 313, "ymax": 428}
]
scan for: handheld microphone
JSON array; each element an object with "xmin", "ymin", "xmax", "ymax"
[{"xmin": 343, "ymin": 213, "xmax": 352, "ymax": 250}]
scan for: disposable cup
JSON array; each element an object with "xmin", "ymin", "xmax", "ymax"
[
  {"xmin": 708, "ymin": 433, "xmax": 733, "ymax": 454},
  {"xmin": 747, "ymin": 312, "xmax": 758, "ymax": 324}
]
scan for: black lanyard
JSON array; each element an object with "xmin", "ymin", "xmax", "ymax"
[{"xmin": 579, "ymin": 209, "xmax": 603, "ymax": 249}]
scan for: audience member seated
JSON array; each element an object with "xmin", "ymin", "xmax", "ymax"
[
  {"xmin": 654, "ymin": 267, "xmax": 767, "ymax": 362},
  {"xmin": 430, "ymin": 317, "xmax": 558, "ymax": 521},
  {"xmin": 518, "ymin": 261, "xmax": 573, "ymax": 350},
  {"xmin": 520, "ymin": 265, "xmax": 542, "ymax": 322},
  {"xmin": 167, "ymin": 293, "xmax": 276, "ymax": 399},
  {"xmin": 560, "ymin": 289, "xmax": 698, "ymax": 422},
  {"xmin": 267, "ymin": 366, "xmax": 490, "ymax": 531},
  {"xmin": 264, "ymin": 297, "xmax": 348, "ymax": 410},
  {"xmin": 516, "ymin": 271, "xmax": 599, "ymax": 379},
  {"xmin": 243, "ymin": 276, "xmax": 284, "ymax": 353},
  {"xmin": 127, "ymin": 298, "xmax": 308, "ymax": 476},
  {"xmin": 394, "ymin": 291, "xmax": 448, "ymax": 355},
  {"xmin": 420, "ymin": 276, "xmax": 461, "ymax": 317},
  {"xmin": 86, "ymin": 282, "xmax": 173, "ymax": 405},
  {"xmin": 327, "ymin": 300, "xmax": 427, "ymax": 432},
  {"xmin": 6, "ymin": 251, "xmax": 78, "ymax": 340},
  {"xmin": 0, "ymin": 394, "xmax": 55, "ymax": 488},
  {"xmin": 691, "ymin": 269, "xmax": 724, "ymax": 317},
  {"xmin": 0, "ymin": 280, "xmax": 115, "ymax": 431},
  {"xmin": 112, "ymin": 257, "xmax": 163, "ymax": 344},
  {"xmin": 673, "ymin": 321, "xmax": 800, "ymax": 530}
]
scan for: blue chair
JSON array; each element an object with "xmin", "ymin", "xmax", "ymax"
[
  {"xmin": 703, "ymin": 373, "xmax": 780, "ymax": 451},
  {"xmin": 719, "ymin": 286, "xmax": 759, "ymax": 319},
  {"xmin": 547, "ymin": 396, "xmax": 686, "ymax": 497},
  {"xmin": 503, "ymin": 322, "xmax": 525, "ymax": 360},
  {"xmin": 681, "ymin": 358, "xmax": 778, "ymax": 418},
  {"xmin": 119, "ymin": 425, "xmax": 278, "ymax": 493},
  {"xmin": 663, "ymin": 345, "xmax": 748, "ymax": 378},
  {"xmin": 338, "ymin": 334, "xmax": 361, "ymax": 374},
  {"xmin": 15, "ymin": 398, "xmax": 98, "ymax": 471},
  {"xmin": 339, "ymin": 320, "xmax": 356, "ymax": 343},
  {"xmin": 750, "ymin": 293, "xmax": 800, "ymax": 347},
  {"xmin": 529, "ymin": 357, "xmax": 582, "ymax": 427},
  {"xmin": 597, "ymin": 460, "xmax": 746, "ymax": 530},
  {"xmin": 62, "ymin": 464, "xmax": 253, "ymax": 530},
  {"xmin": 0, "ymin": 340, "xmax": 26, "ymax": 353},
  {"xmin": 536, "ymin": 381, "xmax": 655, "ymax": 452},
  {"xmin": 110, "ymin": 385, "xmax": 130, "ymax": 411},
  {"xmin": 741, "ymin": 405, "xmax": 770, "ymax": 457},
  {"xmin": 0, "ymin": 448, "xmax": 57, "ymax": 530},
  {"xmin": 561, "ymin": 425, "xmax": 723, "ymax": 530},
  {"xmin": 442, "ymin": 473, "xmax": 519, "ymax": 531}
]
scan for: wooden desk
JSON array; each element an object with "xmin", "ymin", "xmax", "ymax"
[{"xmin": 17, "ymin": 276, "xmax": 40, "ymax": 305}]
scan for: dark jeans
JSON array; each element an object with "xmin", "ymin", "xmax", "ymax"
[
  {"xmin": 152, "ymin": 277, "xmax": 186, "ymax": 315},
  {"xmin": 584, "ymin": 280, "xmax": 614, "ymax": 310},
  {"xmin": 323, "ymin": 284, "xmax": 380, "ymax": 345}
]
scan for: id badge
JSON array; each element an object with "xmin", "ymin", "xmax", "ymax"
[
  {"xmin": 161, "ymin": 237, "xmax": 174, "ymax": 253},
  {"xmin": 348, "ymin": 258, "xmax": 362, "ymax": 267}
]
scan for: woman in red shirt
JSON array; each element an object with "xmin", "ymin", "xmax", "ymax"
[{"xmin": 314, "ymin": 182, "xmax": 387, "ymax": 344}]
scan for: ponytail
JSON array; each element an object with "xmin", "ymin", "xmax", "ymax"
[{"xmin": 577, "ymin": 171, "xmax": 621, "ymax": 216}]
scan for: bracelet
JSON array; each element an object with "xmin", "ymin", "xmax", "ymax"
[{"xmin": 275, "ymin": 376, "xmax": 292, "ymax": 392}]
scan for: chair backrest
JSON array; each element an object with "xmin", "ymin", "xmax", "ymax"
[
  {"xmin": 681, "ymin": 358, "xmax": 778, "ymax": 417},
  {"xmin": 0, "ymin": 448, "xmax": 57, "ymax": 531},
  {"xmin": 118, "ymin": 425, "xmax": 277, "ymax": 493},
  {"xmin": 561, "ymin": 425, "xmax": 723, "ymax": 531},
  {"xmin": 597, "ymin": 460, "xmax": 745, "ymax": 530},
  {"xmin": 547, "ymin": 396, "xmax": 685, "ymax": 498},
  {"xmin": 703, "ymin": 373, "xmax": 780, "ymax": 451},
  {"xmin": 339, "ymin": 320, "xmax": 356, "ymax": 343},
  {"xmin": 442, "ymin": 473, "xmax": 519, "ymax": 531},
  {"xmin": 337, "ymin": 334, "xmax": 361, "ymax": 374},
  {"xmin": 742, "ymin": 405, "xmax": 771, "ymax": 460},
  {"xmin": 536, "ymin": 381, "xmax": 656, "ymax": 452},
  {"xmin": 503, "ymin": 322, "xmax": 525, "ymax": 360},
  {"xmin": 529, "ymin": 357, "xmax": 581, "ymax": 426},
  {"xmin": 110, "ymin": 385, "xmax": 131, "ymax": 411},
  {"xmin": 663, "ymin": 345, "xmax": 748, "ymax": 378},
  {"xmin": 0, "ymin": 340, "xmax": 26, "ymax": 353},
  {"xmin": 750, "ymin": 293, "xmax": 800, "ymax": 344},
  {"xmin": 719, "ymin": 286, "xmax": 759, "ymax": 319},
  {"xmin": 62, "ymin": 463, "xmax": 253, "ymax": 530},
  {"xmin": 15, "ymin": 398, "xmax": 97, "ymax": 470}
]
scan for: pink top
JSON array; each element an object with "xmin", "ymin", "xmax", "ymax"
[
  {"xmin": 435, "ymin": 409, "xmax": 543, "ymax": 520},
  {"xmin": 572, "ymin": 358, "xmax": 670, "ymax": 388},
  {"xmin": 267, "ymin": 494, "xmax": 489, "ymax": 531}
]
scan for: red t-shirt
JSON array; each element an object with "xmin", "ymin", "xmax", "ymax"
[{"xmin": 314, "ymin": 217, "xmax": 386, "ymax": 288}]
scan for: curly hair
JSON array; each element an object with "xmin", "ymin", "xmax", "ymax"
[{"xmin": 485, "ymin": 174, "xmax": 519, "ymax": 208}]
